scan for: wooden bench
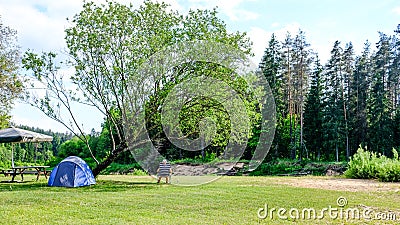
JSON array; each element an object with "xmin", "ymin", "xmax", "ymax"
[
  {"xmin": 9, "ymin": 166, "xmax": 50, "ymax": 182},
  {"xmin": 1, "ymin": 169, "xmax": 14, "ymax": 177},
  {"xmin": 2, "ymin": 169, "xmax": 39, "ymax": 175}
]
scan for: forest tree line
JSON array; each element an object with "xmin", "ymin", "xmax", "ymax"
[{"xmin": 259, "ymin": 25, "xmax": 400, "ymax": 162}]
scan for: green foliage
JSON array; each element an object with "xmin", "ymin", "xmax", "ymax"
[
  {"xmin": 101, "ymin": 162, "xmax": 143, "ymax": 175},
  {"xmin": 303, "ymin": 57, "xmax": 324, "ymax": 160},
  {"xmin": 249, "ymin": 159, "xmax": 347, "ymax": 176},
  {"xmin": 57, "ymin": 137, "xmax": 89, "ymax": 159},
  {"xmin": 23, "ymin": 0, "xmax": 253, "ymax": 176},
  {"xmin": 345, "ymin": 147, "xmax": 400, "ymax": 182},
  {"xmin": 0, "ymin": 160, "xmax": 12, "ymax": 169},
  {"xmin": 259, "ymin": 25, "xmax": 400, "ymax": 161},
  {"xmin": 348, "ymin": 42, "xmax": 370, "ymax": 156},
  {"xmin": 249, "ymin": 159, "xmax": 302, "ymax": 176},
  {"xmin": 172, "ymin": 151, "xmax": 219, "ymax": 164},
  {"xmin": 367, "ymin": 33, "xmax": 394, "ymax": 155},
  {"xmin": 46, "ymin": 157, "xmax": 63, "ymax": 168},
  {"xmin": 0, "ymin": 17, "xmax": 24, "ymax": 127}
]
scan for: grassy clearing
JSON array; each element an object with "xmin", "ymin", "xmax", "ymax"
[{"xmin": 0, "ymin": 175, "xmax": 399, "ymax": 224}]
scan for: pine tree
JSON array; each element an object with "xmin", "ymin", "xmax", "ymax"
[
  {"xmin": 281, "ymin": 32, "xmax": 296, "ymax": 159},
  {"xmin": 341, "ymin": 42, "xmax": 354, "ymax": 160},
  {"xmin": 393, "ymin": 25, "xmax": 400, "ymax": 148},
  {"xmin": 349, "ymin": 41, "xmax": 371, "ymax": 154},
  {"xmin": 258, "ymin": 33, "xmax": 286, "ymax": 158},
  {"xmin": 259, "ymin": 34, "xmax": 284, "ymax": 118},
  {"xmin": 304, "ymin": 56, "xmax": 323, "ymax": 160},
  {"xmin": 368, "ymin": 33, "xmax": 393, "ymax": 155},
  {"xmin": 322, "ymin": 41, "xmax": 345, "ymax": 161},
  {"xmin": 291, "ymin": 29, "xmax": 313, "ymax": 159}
]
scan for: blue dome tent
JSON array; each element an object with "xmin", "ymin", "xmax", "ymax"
[{"xmin": 48, "ymin": 156, "xmax": 96, "ymax": 187}]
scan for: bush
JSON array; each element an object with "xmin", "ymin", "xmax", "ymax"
[
  {"xmin": 101, "ymin": 162, "xmax": 143, "ymax": 175},
  {"xmin": 0, "ymin": 160, "xmax": 12, "ymax": 169},
  {"xmin": 249, "ymin": 159, "xmax": 303, "ymax": 176},
  {"xmin": 345, "ymin": 147, "xmax": 400, "ymax": 182},
  {"xmin": 249, "ymin": 159, "xmax": 347, "ymax": 176}
]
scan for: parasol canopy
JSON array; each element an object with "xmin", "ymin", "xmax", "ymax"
[
  {"xmin": 0, "ymin": 127, "xmax": 53, "ymax": 167},
  {"xmin": 0, "ymin": 127, "xmax": 53, "ymax": 143}
]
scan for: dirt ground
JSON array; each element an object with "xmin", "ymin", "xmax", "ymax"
[
  {"xmin": 171, "ymin": 162, "xmax": 400, "ymax": 192},
  {"xmin": 270, "ymin": 177, "xmax": 400, "ymax": 192},
  {"xmin": 171, "ymin": 162, "xmax": 237, "ymax": 176}
]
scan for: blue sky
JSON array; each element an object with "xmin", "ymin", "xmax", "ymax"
[{"xmin": 0, "ymin": 0, "xmax": 399, "ymax": 133}]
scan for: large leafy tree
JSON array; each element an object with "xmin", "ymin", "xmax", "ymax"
[
  {"xmin": 22, "ymin": 1, "xmax": 253, "ymax": 176},
  {"xmin": 0, "ymin": 16, "xmax": 24, "ymax": 128}
]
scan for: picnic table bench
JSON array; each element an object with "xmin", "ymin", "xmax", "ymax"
[{"xmin": 1, "ymin": 166, "xmax": 50, "ymax": 182}]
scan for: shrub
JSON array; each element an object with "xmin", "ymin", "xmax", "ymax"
[
  {"xmin": 101, "ymin": 162, "xmax": 143, "ymax": 175},
  {"xmin": 131, "ymin": 168, "xmax": 148, "ymax": 176},
  {"xmin": 249, "ymin": 159, "xmax": 303, "ymax": 176},
  {"xmin": 0, "ymin": 160, "xmax": 12, "ymax": 169},
  {"xmin": 345, "ymin": 147, "xmax": 400, "ymax": 182}
]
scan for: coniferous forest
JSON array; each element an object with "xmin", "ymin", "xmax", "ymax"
[{"xmin": 259, "ymin": 25, "xmax": 400, "ymax": 162}]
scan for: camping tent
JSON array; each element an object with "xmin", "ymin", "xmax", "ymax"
[
  {"xmin": 0, "ymin": 127, "xmax": 53, "ymax": 167},
  {"xmin": 48, "ymin": 156, "xmax": 96, "ymax": 187}
]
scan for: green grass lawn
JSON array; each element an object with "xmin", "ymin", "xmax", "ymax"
[{"xmin": 0, "ymin": 175, "xmax": 399, "ymax": 224}]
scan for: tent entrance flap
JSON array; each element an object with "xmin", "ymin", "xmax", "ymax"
[{"xmin": 51, "ymin": 162, "xmax": 76, "ymax": 187}]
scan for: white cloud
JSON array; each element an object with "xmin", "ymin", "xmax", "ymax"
[
  {"xmin": 247, "ymin": 27, "xmax": 269, "ymax": 64},
  {"xmin": 0, "ymin": 0, "xmax": 185, "ymax": 52},
  {"xmin": 392, "ymin": 6, "xmax": 400, "ymax": 15},
  {"xmin": 11, "ymin": 99, "xmax": 104, "ymax": 133},
  {"xmin": 248, "ymin": 23, "xmax": 301, "ymax": 64},
  {"xmin": 0, "ymin": 0, "xmax": 82, "ymax": 52},
  {"xmin": 271, "ymin": 22, "xmax": 280, "ymax": 28},
  {"xmin": 10, "ymin": 103, "xmax": 68, "ymax": 133}
]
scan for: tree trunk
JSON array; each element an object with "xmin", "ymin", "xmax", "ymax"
[
  {"xmin": 290, "ymin": 114, "xmax": 296, "ymax": 159},
  {"xmin": 335, "ymin": 143, "xmax": 339, "ymax": 162},
  {"xmin": 92, "ymin": 142, "xmax": 127, "ymax": 177}
]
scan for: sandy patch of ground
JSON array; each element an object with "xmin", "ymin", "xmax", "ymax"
[
  {"xmin": 170, "ymin": 163, "xmax": 400, "ymax": 192},
  {"xmin": 272, "ymin": 177, "xmax": 400, "ymax": 192},
  {"xmin": 171, "ymin": 162, "xmax": 236, "ymax": 176}
]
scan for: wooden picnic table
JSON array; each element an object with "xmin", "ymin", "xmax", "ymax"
[{"xmin": 9, "ymin": 166, "xmax": 50, "ymax": 182}]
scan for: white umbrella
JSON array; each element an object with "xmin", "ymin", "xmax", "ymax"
[{"xmin": 0, "ymin": 127, "xmax": 53, "ymax": 167}]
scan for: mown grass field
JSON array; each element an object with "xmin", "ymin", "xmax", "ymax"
[{"xmin": 0, "ymin": 175, "xmax": 399, "ymax": 224}]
